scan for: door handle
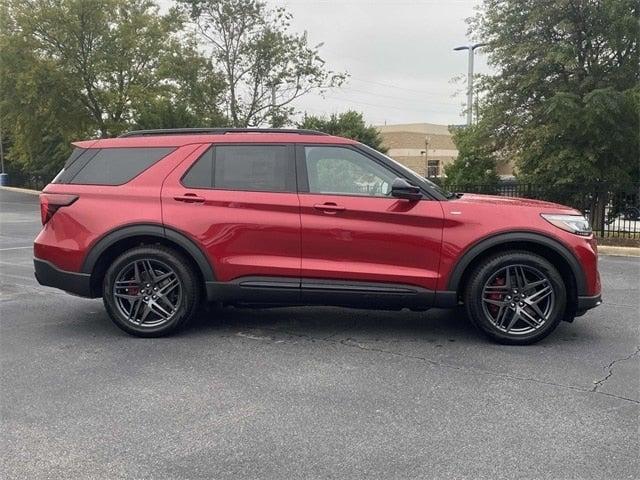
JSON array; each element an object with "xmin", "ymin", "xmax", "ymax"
[
  {"xmin": 314, "ymin": 202, "xmax": 345, "ymax": 212},
  {"xmin": 174, "ymin": 193, "xmax": 205, "ymax": 204}
]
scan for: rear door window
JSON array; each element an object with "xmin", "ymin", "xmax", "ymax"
[
  {"xmin": 54, "ymin": 147, "xmax": 175, "ymax": 185},
  {"xmin": 181, "ymin": 145, "xmax": 295, "ymax": 192}
]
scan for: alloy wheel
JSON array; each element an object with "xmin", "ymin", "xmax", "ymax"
[
  {"xmin": 481, "ymin": 264, "xmax": 555, "ymax": 335},
  {"xmin": 112, "ymin": 259, "xmax": 182, "ymax": 328}
]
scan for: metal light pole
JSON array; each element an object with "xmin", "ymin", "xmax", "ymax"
[
  {"xmin": 270, "ymin": 84, "xmax": 277, "ymax": 127},
  {"xmin": 0, "ymin": 114, "xmax": 7, "ymax": 186},
  {"xmin": 454, "ymin": 42, "xmax": 487, "ymax": 125}
]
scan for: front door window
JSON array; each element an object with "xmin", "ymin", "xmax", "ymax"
[{"xmin": 304, "ymin": 146, "xmax": 397, "ymax": 197}]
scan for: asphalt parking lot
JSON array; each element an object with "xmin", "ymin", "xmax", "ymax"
[{"xmin": 1, "ymin": 187, "xmax": 638, "ymax": 479}]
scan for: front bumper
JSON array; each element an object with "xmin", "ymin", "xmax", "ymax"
[{"xmin": 34, "ymin": 258, "xmax": 93, "ymax": 297}]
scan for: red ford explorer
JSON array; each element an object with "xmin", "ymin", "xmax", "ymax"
[{"xmin": 34, "ymin": 128, "xmax": 601, "ymax": 343}]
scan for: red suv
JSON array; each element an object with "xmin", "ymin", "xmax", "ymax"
[{"xmin": 34, "ymin": 128, "xmax": 601, "ymax": 344}]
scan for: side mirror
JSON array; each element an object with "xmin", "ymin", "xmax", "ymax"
[{"xmin": 390, "ymin": 178, "xmax": 422, "ymax": 201}]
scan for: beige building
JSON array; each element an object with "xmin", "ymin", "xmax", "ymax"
[
  {"xmin": 377, "ymin": 123, "xmax": 456, "ymax": 178},
  {"xmin": 377, "ymin": 123, "xmax": 513, "ymax": 179}
]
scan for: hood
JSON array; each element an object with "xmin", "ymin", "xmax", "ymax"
[{"xmin": 455, "ymin": 193, "xmax": 580, "ymax": 213}]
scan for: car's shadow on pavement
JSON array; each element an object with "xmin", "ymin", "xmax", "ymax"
[
  {"xmin": 185, "ymin": 303, "xmax": 600, "ymax": 348},
  {"xmin": 186, "ymin": 304, "xmax": 485, "ymax": 344},
  {"xmin": 44, "ymin": 301, "xmax": 476, "ymax": 342},
  {"xmin": 47, "ymin": 298, "xmax": 598, "ymax": 348}
]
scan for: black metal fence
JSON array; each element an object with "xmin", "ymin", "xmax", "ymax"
[
  {"xmin": 3, "ymin": 172, "xmax": 48, "ymax": 191},
  {"xmin": 446, "ymin": 182, "xmax": 640, "ymax": 239}
]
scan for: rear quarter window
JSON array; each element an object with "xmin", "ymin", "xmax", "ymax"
[{"xmin": 53, "ymin": 147, "xmax": 175, "ymax": 185}]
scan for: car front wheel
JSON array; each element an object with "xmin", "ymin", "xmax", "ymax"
[{"xmin": 464, "ymin": 251, "xmax": 567, "ymax": 345}]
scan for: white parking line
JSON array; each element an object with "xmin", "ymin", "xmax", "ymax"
[
  {"xmin": 0, "ymin": 186, "xmax": 40, "ymax": 195},
  {"xmin": 0, "ymin": 246, "xmax": 33, "ymax": 251}
]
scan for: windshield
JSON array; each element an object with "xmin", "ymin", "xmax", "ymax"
[{"xmin": 357, "ymin": 144, "xmax": 454, "ymax": 199}]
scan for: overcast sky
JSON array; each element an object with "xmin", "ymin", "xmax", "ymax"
[
  {"xmin": 164, "ymin": 0, "xmax": 492, "ymax": 126},
  {"xmin": 274, "ymin": 0, "xmax": 490, "ymax": 126}
]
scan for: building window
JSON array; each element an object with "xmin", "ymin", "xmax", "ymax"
[{"xmin": 427, "ymin": 160, "xmax": 440, "ymax": 178}]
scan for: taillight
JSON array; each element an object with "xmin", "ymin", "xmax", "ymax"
[{"xmin": 40, "ymin": 193, "xmax": 78, "ymax": 225}]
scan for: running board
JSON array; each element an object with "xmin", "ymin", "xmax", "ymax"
[{"xmin": 205, "ymin": 277, "xmax": 458, "ymax": 310}]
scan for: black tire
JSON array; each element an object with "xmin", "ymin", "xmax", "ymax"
[
  {"xmin": 103, "ymin": 245, "xmax": 201, "ymax": 337},
  {"xmin": 464, "ymin": 251, "xmax": 567, "ymax": 345}
]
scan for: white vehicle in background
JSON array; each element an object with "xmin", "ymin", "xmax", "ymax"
[{"xmin": 605, "ymin": 199, "xmax": 640, "ymax": 235}]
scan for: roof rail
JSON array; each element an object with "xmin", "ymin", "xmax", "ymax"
[{"xmin": 118, "ymin": 128, "xmax": 329, "ymax": 138}]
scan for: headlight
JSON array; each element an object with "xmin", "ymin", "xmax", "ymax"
[{"xmin": 541, "ymin": 214, "xmax": 592, "ymax": 236}]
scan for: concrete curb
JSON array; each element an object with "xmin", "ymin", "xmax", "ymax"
[
  {"xmin": 0, "ymin": 186, "xmax": 40, "ymax": 195},
  {"xmin": 598, "ymin": 245, "xmax": 640, "ymax": 257}
]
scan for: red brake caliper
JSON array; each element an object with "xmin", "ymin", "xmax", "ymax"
[{"xmin": 488, "ymin": 277, "xmax": 505, "ymax": 316}]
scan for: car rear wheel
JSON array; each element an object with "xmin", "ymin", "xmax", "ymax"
[
  {"xmin": 464, "ymin": 251, "xmax": 567, "ymax": 345},
  {"xmin": 103, "ymin": 245, "xmax": 200, "ymax": 337}
]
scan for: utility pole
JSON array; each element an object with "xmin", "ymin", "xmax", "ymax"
[
  {"xmin": 454, "ymin": 42, "xmax": 487, "ymax": 125},
  {"xmin": 0, "ymin": 113, "xmax": 6, "ymax": 186},
  {"xmin": 424, "ymin": 136, "xmax": 430, "ymax": 177},
  {"xmin": 422, "ymin": 137, "xmax": 432, "ymax": 178},
  {"xmin": 270, "ymin": 84, "xmax": 277, "ymax": 128}
]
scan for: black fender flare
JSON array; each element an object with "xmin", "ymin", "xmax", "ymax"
[
  {"xmin": 446, "ymin": 231, "xmax": 587, "ymax": 295},
  {"xmin": 81, "ymin": 223, "xmax": 216, "ymax": 282}
]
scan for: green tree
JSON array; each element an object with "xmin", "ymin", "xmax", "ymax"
[
  {"xmin": 7, "ymin": 0, "xmax": 190, "ymax": 137},
  {"xmin": 518, "ymin": 87, "xmax": 639, "ymax": 187},
  {"xmin": 135, "ymin": 42, "xmax": 228, "ymax": 129},
  {"xmin": 298, "ymin": 111, "xmax": 388, "ymax": 153},
  {"xmin": 443, "ymin": 124, "xmax": 499, "ymax": 191},
  {"xmin": 0, "ymin": 3, "xmax": 89, "ymax": 182},
  {"xmin": 1, "ymin": 0, "xmax": 226, "ymax": 184},
  {"xmin": 179, "ymin": 0, "xmax": 345, "ymax": 127},
  {"xmin": 133, "ymin": 99, "xmax": 202, "ymax": 130},
  {"xmin": 469, "ymin": 0, "xmax": 639, "ymax": 190}
]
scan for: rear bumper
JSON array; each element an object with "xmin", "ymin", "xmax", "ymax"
[
  {"xmin": 34, "ymin": 258, "xmax": 93, "ymax": 297},
  {"xmin": 576, "ymin": 293, "xmax": 602, "ymax": 313}
]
